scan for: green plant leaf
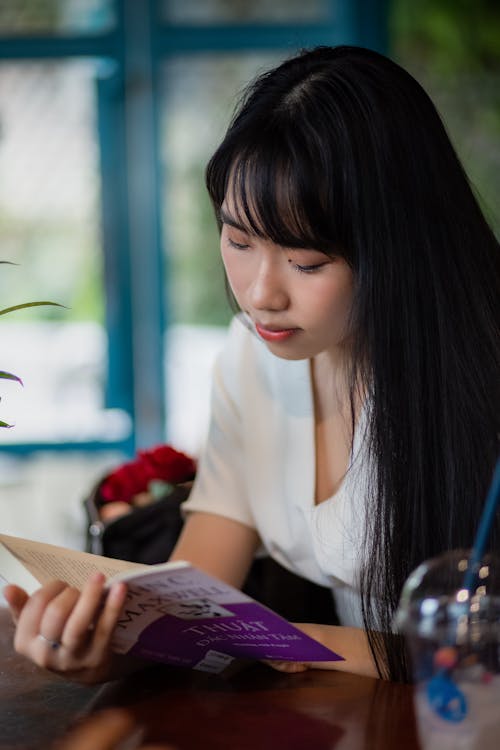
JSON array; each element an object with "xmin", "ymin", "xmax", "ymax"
[
  {"xmin": 0, "ymin": 370, "xmax": 23, "ymax": 385},
  {"xmin": 0, "ymin": 420, "xmax": 13, "ymax": 428},
  {"xmin": 0, "ymin": 301, "xmax": 65, "ymax": 316}
]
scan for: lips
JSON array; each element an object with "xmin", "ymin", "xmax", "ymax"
[{"xmin": 255, "ymin": 322, "xmax": 299, "ymax": 342}]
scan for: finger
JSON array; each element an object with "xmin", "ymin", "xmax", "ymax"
[
  {"xmin": 60, "ymin": 573, "xmax": 108, "ymax": 652},
  {"xmin": 264, "ymin": 659, "xmax": 309, "ymax": 673},
  {"xmin": 88, "ymin": 582, "xmax": 127, "ymax": 661},
  {"xmin": 54, "ymin": 709, "xmax": 137, "ymax": 750},
  {"xmin": 2, "ymin": 585, "xmax": 30, "ymax": 623},
  {"xmin": 38, "ymin": 586, "xmax": 81, "ymax": 644},
  {"xmin": 14, "ymin": 580, "xmax": 68, "ymax": 651}
]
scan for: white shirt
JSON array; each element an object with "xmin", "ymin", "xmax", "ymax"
[{"xmin": 183, "ymin": 316, "xmax": 371, "ymax": 627}]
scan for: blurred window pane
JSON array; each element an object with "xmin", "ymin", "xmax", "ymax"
[
  {"xmin": 162, "ymin": 0, "xmax": 331, "ymax": 25},
  {"xmin": 0, "ymin": 61, "xmax": 126, "ymax": 444},
  {"xmin": 0, "ymin": 0, "xmax": 115, "ymax": 35},
  {"xmin": 0, "ymin": 61, "xmax": 102, "ymax": 321}
]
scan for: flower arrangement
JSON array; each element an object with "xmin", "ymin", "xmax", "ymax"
[
  {"xmin": 1, "ymin": 260, "xmax": 62, "ymax": 427},
  {"xmin": 97, "ymin": 444, "xmax": 196, "ymax": 522}
]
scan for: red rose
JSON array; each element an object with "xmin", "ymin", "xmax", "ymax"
[
  {"xmin": 139, "ymin": 445, "xmax": 196, "ymax": 485},
  {"xmin": 99, "ymin": 445, "xmax": 196, "ymax": 504},
  {"xmin": 99, "ymin": 460, "xmax": 154, "ymax": 503}
]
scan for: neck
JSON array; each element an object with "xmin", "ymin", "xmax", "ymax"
[
  {"xmin": 310, "ymin": 344, "xmax": 367, "ymax": 422},
  {"xmin": 311, "ymin": 347, "xmax": 351, "ymax": 410}
]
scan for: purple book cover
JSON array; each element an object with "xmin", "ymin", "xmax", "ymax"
[{"xmin": 110, "ymin": 562, "xmax": 344, "ymax": 673}]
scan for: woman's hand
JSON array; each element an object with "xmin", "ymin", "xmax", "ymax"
[
  {"xmin": 265, "ymin": 659, "xmax": 310, "ymax": 674},
  {"xmin": 3, "ymin": 573, "xmax": 128, "ymax": 684},
  {"xmin": 267, "ymin": 622, "xmax": 380, "ymax": 679}
]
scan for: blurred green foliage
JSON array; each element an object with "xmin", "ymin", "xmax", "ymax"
[
  {"xmin": 390, "ymin": 0, "xmax": 500, "ymax": 235},
  {"xmin": 391, "ymin": 0, "xmax": 500, "ymax": 72}
]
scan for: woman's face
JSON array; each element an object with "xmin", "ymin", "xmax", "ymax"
[{"xmin": 220, "ymin": 197, "xmax": 355, "ymax": 362}]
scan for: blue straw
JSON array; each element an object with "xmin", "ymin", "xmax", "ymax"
[{"xmin": 463, "ymin": 457, "xmax": 500, "ymax": 592}]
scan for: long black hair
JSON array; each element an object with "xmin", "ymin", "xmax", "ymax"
[{"xmin": 205, "ymin": 45, "xmax": 500, "ymax": 681}]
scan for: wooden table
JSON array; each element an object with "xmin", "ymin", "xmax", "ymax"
[{"xmin": 0, "ymin": 606, "xmax": 420, "ymax": 749}]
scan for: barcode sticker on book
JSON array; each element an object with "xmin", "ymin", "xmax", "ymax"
[{"xmin": 193, "ymin": 649, "xmax": 235, "ymax": 674}]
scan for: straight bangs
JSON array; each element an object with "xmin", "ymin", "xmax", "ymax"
[{"xmin": 207, "ymin": 126, "xmax": 350, "ymax": 261}]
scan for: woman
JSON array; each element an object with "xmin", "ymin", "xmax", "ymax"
[{"xmin": 5, "ymin": 45, "xmax": 499, "ymax": 683}]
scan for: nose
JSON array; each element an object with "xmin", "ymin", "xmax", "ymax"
[{"xmin": 249, "ymin": 256, "xmax": 289, "ymax": 312}]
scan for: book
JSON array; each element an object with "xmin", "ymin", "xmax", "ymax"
[{"xmin": 0, "ymin": 533, "xmax": 344, "ymax": 673}]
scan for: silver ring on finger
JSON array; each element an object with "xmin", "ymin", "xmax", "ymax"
[{"xmin": 38, "ymin": 633, "xmax": 62, "ymax": 650}]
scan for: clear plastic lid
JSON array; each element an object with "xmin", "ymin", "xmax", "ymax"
[{"xmin": 394, "ymin": 550, "xmax": 500, "ymax": 640}]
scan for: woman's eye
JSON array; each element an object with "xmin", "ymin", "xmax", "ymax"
[
  {"xmin": 294, "ymin": 262, "xmax": 327, "ymax": 274},
  {"xmin": 228, "ymin": 237, "xmax": 250, "ymax": 250}
]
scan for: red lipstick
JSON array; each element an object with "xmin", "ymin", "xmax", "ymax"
[{"xmin": 255, "ymin": 323, "xmax": 299, "ymax": 342}]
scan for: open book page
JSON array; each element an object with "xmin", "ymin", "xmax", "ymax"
[
  {"xmin": 0, "ymin": 544, "xmax": 40, "ymax": 595},
  {"xmin": 0, "ymin": 534, "xmax": 146, "ymax": 594}
]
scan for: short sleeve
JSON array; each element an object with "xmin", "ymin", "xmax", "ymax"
[{"xmin": 181, "ymin": 317, "xmax": 256, "ymax": 529}]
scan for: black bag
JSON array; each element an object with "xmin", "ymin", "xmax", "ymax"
[
  {"xmin": 84, "ymin": 481, "xmax": 191, "ymax": 565},
  {"xmin": 84, "ymin": 481, "xmax": 338, "ymax": 625}
]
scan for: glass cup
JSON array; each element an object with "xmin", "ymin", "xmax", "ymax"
[{"xmin": 395, "ymin": 550, "xmax": 500, "ymax": 750}]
